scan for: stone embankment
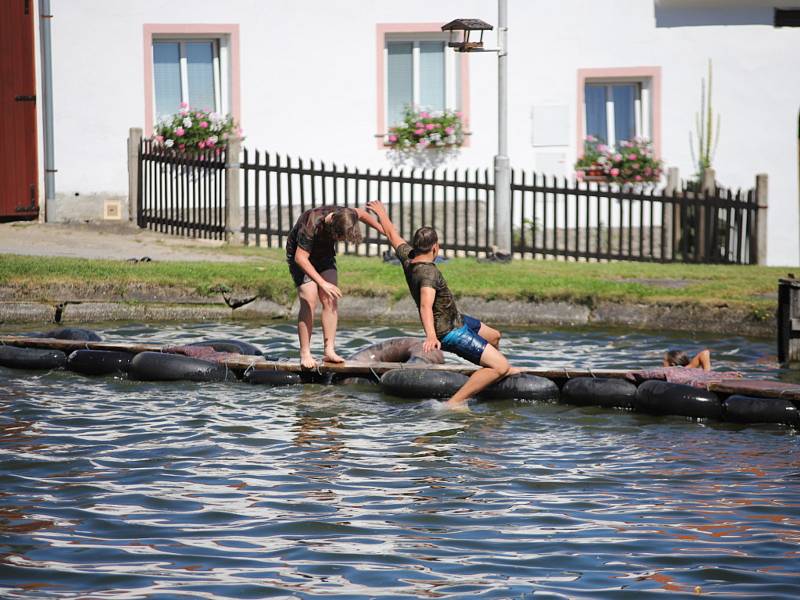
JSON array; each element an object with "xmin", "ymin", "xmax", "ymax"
[{"xmin": 0, "ymin": 280, "xmax": 774, "ymax": 338}]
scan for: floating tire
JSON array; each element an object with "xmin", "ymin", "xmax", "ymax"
[
  {"xmin": 635, "ymin": 380, "xmax": 722, "ymax": 419},
  {"xmin": 477, "ymin": 374, "xmax": 559, "ymax": 402},
  {"xmin": 380, "ymin": 369, "xmax": 559, "ymax": 402},
  {"xmin": 561, "ymin": 377, "xmax": 637, "ymax": 409},
  {"xmin": 381, "ymin": 369, "xmax": 468, "ymax": 399},
  {"xmin": 0, "ymin": 346, "xmax": 67, "ymax": 370},
  {"xmin": 44, "ymin": 327, "xmax": 102, "ymax": 341},
  {"xmin": 67, "ymin": 350, "xmax": 133, "ymax": 376},
  {"xmin": 243, "ymin": 369, "xmax": 304, "ymax": 386},
  {"xmin": 349, "ymin": 337, "xmax": 444, "ymax": 365},
  {"xmin": 187, "ymin": 339, "xmax": 263, "ymax": 356},
  {"xmin": 128, "ymin": 351, "xmax": 232, "ymax": 382},
  {"xmin": 723, "ymin": 394, "xmax": 800, "ymax": 426}
]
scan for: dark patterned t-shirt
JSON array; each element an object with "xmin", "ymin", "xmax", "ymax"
[
  {"xmin": 285, "ymin": 206, "xmax": 339, "ymax": 267},
  {"xmin": 396, "ymin": 243, "xmax": 462, "ymax": 339}
]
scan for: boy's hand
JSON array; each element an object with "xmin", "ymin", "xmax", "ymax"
[
  {"xmin": 423, "ymin": 336, "xmax": 441, "ymax": 353},
  {"xmin": 366, "ymin": 200, "xmax": 386, "ymax": 218},
  {"xmin": 319, "ymin": 281, "xmax": 343, "ymax": 300}
]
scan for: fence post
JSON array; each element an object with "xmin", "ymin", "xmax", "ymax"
[
  {"xmin": 697, "ymin": 167, "xmax": 716, "ymax": 261},
  {"xmin": 664, "ymin": 167, "xmax": 679, "ymax": 260},
  {"xmin": 225, "ymin": 138, "xmax": 243, "ymax": 244},
  {"xmin": 755, "ymin": 173, "xmax": 768, "ymax": 265},
  {"xmin": 127, "ymin": 127, "xmax": 143, "ymax": 222}
]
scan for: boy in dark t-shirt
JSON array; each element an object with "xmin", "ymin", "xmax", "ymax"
[
  {"xmin": 366, "ymin": 200, "xmax": 518, "ymax": 408},
  {"xmin": 286, "ymin": 205, "xmax": 383, "ymax": 368}
]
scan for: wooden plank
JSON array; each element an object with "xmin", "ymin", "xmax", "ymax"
[
  {"xmin": 0, "ymin": 336, "xmax": 634, "ymax": 378},
  {"xmin": 4, "ymin": 336, "xmax": 800, "ymax": 399}
]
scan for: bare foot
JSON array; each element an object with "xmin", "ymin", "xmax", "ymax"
[
  {"xmin": 443, "ymin": 398, "xmax": 471, "ymax": 412},
  {"xmin": 323, "ymin": 350, "xmax": 345, "ymax": 364},
  {"xmin": 300, "ymin": 353, "xmax": 319, "ymax": 369}
]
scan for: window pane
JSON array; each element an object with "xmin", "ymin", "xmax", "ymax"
[
  {"xmin": 153, "ymin": 42, "xmax": 182, "ymax": 118},
  {"xmin": 612, "ymin": 84, "xmax": 637, "ymax": 144},
  {"xmin": 387, "ymin": 42, "xmax": 413, "ymax": 126},
  {"xmin": 584, "ymin": 84, "xmax": 607, "ymax": 143},
  {"xmin": 419, "ymin": 41, "xmax": 445, "ymax": 112},
  {"xmin": 186, "ymin": 41, "xmax": 217, "ymax": 112}
]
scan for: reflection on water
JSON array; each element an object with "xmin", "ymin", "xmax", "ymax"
[{"xmin": 0, "ymin": 322, "xmax": 798, "ymax": 598}]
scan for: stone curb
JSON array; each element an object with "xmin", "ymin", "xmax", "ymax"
[{"xmin": 0, "ymin": 297, "xmax": 774, "ymax": 339}]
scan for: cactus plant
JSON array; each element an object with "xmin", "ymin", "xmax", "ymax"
[{"xmin": 690, "ymin": 59, "xmax": 720, "ymax": 179}]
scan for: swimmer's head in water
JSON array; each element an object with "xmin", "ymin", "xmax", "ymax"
[
  {"xmin": 412, "ymin": 227, "xmax": 439, "ymax": 254},
  {"xmin": 664, "ymin": 349, "xmax": 690, "ymax": 367},
  {"xmin": 328, "ymin": 208, "xmax": 362, "ymax": 244}
]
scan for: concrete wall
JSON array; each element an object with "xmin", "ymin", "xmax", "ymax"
[{"xmin": 38, "ymin": 0, "xmax": 800, "ymax": 264}]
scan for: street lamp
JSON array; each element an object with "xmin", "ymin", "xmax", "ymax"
[{"xmin": 442, "ymin": 1, "xmax": 510, "ymax": 260}]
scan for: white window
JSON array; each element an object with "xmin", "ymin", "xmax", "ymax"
[
  {"xmin": 385, "ymin": 34, "xmax": 462, "ymax": 127},
  {"xmin": 153, "ymin": 38, "xmax": 229, "ymax": 118},
  {"xmin": 584, "ymin": 80, "xmax": 652, "ymax": 146}
]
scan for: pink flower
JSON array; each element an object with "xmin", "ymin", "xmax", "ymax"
[
  {"xmin": 445, "ymin": 127, "xmax": 455, "ymax": 135},
  {"xmin": 388, "ymin": 134, "xmax": 398, "ymax": 143},
  {"xmin": 610, "ymin": 168, "xmax": 620, "ymax": 176},
  {"xmin": 597, "ymin": 144, "xmax": 608, "ymax": 152},
  {"xmin": 420, "ymin": 111, "xmax": 430, "ymax": 118},
  {"xmin": 206, "ymin": 139, "xmax": 215, "ymax": 147},
  {"xmin": 414, "ymin": 128, "xmax": 425, "ymax": 135},
  {"xmin": 174, "ymin": 127, "xmax": 185, "ymax": 137},
  {"xmin": 455, "ymin": 111, "xmax": 463, "ymax": 118},
  {"xmin": 180, "ymin": 101, "xmax": 189, "ymax": 108},
  {"xmin": 196, "ymin": 112, "xmax": 204, "ymax": 119},
  {"xmin": 178, "ymin": 143, "xmax": 185, "ymax": 150},
  {"xmin": 614, "ymin": 154, "xmax": 622, "ymax": 161},
  {"xmin": 586, "ymin": 135, "xmax": 596, "ymax": 142},
  {"xmin": 198, "ymin": 141, "xmax": 206, "ymax": 149},
  {"xmin": 425, "ymin": 123, "xmax": 437, "ymax": 130},
  {"xmin": 199, "ymin": 121, "xmax": 209, "ymax": 129},
  {"xmin": 644, "ymin": 167, "xmax": 652, "ymax": 175},
  {"xmin": 628, "ymin": 153, "xmax": 637, "ymax": 160},
  {"xmin": 576, "ymin": 170, "xmax": 585, "ymax": 180},
  {"xmin": 155, "ymin": 135, "xmax": 164, "ymax": 143},
  {"xmin": 415, "ymin": 122, "xmax": 424, "ymax": 128},
  {"xmin": 635, "ymin": 175, "xmax": 642, "ymax": 181}
]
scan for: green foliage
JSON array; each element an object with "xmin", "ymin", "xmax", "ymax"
[
  {"xmin": 153, "ymin": 103, "xmax": 241, "ymax": 152},
  {"xmin": 690, "ymin": 59, "xmax": 721, "ymax": 178}
]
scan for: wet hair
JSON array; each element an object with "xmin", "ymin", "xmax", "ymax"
[
  {"xmin": 328, "ymin": 208, "xmax": 362, "ymax": 244},
  {"xmin": 664, "ymin": 349, "xmax": 690, "ymax": 367},
  {"xmin": 412, "ymin": 226, "xmax": 439, "ymax": 254}
]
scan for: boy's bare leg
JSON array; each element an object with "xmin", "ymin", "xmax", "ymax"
[
  {"xmin": 477, "ymin": 323, "xmax": 520, "ymax": 374},
  {"xmin": 319, "ymin": 269, "xmax": 344, "ymax": 363},
  {"xmin": 446, "ymin": 345, "xmax": 511, "ymax": 407},
  {"xmin": 297, "ymin": 281, "xmax": 319, "ymax": 369}
]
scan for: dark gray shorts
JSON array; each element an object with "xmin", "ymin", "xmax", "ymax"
[{"xmin": 288, "ymin": 260, "xmax": 337, "ymax": 287}]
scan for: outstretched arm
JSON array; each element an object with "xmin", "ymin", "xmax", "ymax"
[
  {"xmin": 355, "ymin": 207, "xmax": 384, "ymax": 235},
  {"xmin": 688, "ymin": 349, "xmax": 711, "ymax": 372},
  {"xmin": 366, "ymin": 200, "xmax": 406, "ymax": 251}
]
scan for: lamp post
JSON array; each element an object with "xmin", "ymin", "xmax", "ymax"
[{"xmin": 442, "ymin": 0, "xmax": 511, "ymax": 260}]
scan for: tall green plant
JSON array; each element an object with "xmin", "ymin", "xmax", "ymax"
[{"xmin": 690, "ymin": 59, "xmax": 721, "ymax": 177}]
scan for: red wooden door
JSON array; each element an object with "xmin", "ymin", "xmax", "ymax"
[{"xmin": 0, "ymin": 0, "xmax": 39, "ymax": 219}]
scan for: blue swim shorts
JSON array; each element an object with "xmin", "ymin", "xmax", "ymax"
[{"xmin": 440, "ymin": 314, "xmax": 487, "ymax": 365}]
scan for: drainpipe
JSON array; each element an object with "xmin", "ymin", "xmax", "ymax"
[{"xmin": 39, "ymin": 0, "xmax": 56, "ymax": 220}]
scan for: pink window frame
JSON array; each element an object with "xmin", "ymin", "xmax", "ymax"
[
  {"xmin": 375, "ymin": 23, "xmax": 470, "ymax": 149},
  {"xmin": 143, "ymin": 24, "xmax": 241, "ymax": 136},
  {"xmin": 576, "ymin": 66, "xmax": 662, "ymax": 157}
]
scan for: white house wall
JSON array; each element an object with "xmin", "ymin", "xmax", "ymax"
[{"xmin": 44, "ymin": 0, "xmax": 799, "ymax": 265}]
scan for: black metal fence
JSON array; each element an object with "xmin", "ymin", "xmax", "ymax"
[
  {"xmin": 241, "ymin": 150, "xmax": 494, "ymax": 258},
  {"xmin": 138, "ymin": 139, "xmax": 227, "ymax": 239},
  {"xmin": 512, "ymin": 173, "xmax": 759, "ymax": 264},
  {"xmin": 138, "ymin": 142, "xmax": 760, "ymax": 264}
]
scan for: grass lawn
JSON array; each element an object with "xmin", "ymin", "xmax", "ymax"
[{"xmin": 0, "ymin": 249, "xmax": 789, "ymax": 312}]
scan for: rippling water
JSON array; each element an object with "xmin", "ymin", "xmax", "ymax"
[{"xmin": 1, "ymin": 322, "xmax": 798, "ymax": 599}]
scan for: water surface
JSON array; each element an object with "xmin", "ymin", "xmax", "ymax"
[{"xmin": 0, "ymin": 323, "xmax": 798, "ymax": 599}]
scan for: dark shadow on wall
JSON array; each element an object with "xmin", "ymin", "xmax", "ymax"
[{"xmin": 655, "ymin": 7, "xmax": 773, "ymax": 27}]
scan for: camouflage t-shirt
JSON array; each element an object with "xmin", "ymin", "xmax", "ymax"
[
  {"xmin": 285, "ymin": 206, "xmax": 340, "ymax": 267},
  {"xmin": 396, "ymin": 243, "xmax": 462, "ymax": 339}
]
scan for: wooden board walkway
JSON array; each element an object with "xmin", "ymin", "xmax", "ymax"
[{"xmin": 3, "ymin": 336, "xmax": 800, "ymax": 401}]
